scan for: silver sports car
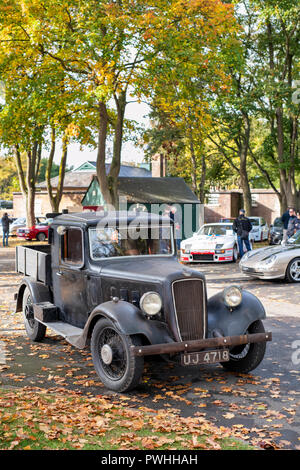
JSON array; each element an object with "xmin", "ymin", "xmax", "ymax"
[{"xmin": 240, "ymin": 230, "xmax": 300, "ymax": 282}]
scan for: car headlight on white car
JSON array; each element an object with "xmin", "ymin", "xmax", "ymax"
[
  {"xmin": 140, "ymin": 292, "xmax": 162, "ymax": 316},
  {"xmin": 223, "ymin": 285, "xmax": 242, "ymax": 308}
]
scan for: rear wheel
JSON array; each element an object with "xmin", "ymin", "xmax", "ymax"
[
  {"xmin": 22, "ymin": 287, "xmax": 46, "ymax": 342},
  {"xmin": 91, "ymin": 318, "xmax": 144, "ymax": 392},
  {"xmin": 221, "ymin": 320, "xmax": 266, "ymax": 373},
  {"xmin": 286, "ymin": 257, "xmax": 300, "ymax": 283}
]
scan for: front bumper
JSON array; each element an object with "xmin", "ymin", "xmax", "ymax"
[
  {"xmin": 181, "ymin": 249, "xmax": 234, "ymax": 263},
  {"xmin": 131, "ymin": 331, "xmax": 272, "ymax": 357},
  {"xmin": 17, "ymin": 232, "xmax": 31, "ymax": 239},
  {"xmin": 241, "ymin": 266, "xmax": 285, "ymax": 279}
]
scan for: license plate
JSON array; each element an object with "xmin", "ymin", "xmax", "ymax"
[{"xmin": 181, "ymin": 349, "xmax": 229, "ymax": 366}]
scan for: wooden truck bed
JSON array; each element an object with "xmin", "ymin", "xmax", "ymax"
[{"xmin": 16, "ymin": 245, "xmax": 52, "ymax": 286}]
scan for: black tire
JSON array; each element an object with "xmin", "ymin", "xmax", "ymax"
[
  {"xmin": 36, "ymin": 232, "xmax": 46, "ymax": 241},
  {"xmin": 285, "ymin": 257, "xmax": 300, "ymax": 283},
  {"xmin": 221, "ymin": 320, "xmax": 266, "ymax": 373},
  {"xmin": 232, "ymin": 244, "xmax": 238, "ymax": 263},
  {"xmin": 22, "ymin": 287, "xmax": 46, "ymax": 342},
  {"xmin": 91, "ymin": 317, "xmax": 144, "ymax": 392}
]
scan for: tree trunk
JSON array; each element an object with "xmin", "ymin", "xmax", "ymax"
[
  {"xmin": 109, "ymin": 90, "xmax": 126, "ymax": 209},
  {"xmin": 96, "ymin": 101, "xmax": 113, "ymax": 208},
  {"xmin": 46, "ymin": 127, "xmax": 56, "ymax": 212},
  {"xmin": 13, "ymin": 145, "xmax": 27, "ymax": 196},
  {"xmin": 53, "ymin": 133, "xmax": 68, "ymax": 212},
  {"xmin": 46, "ymin": 128, "xmax": 69, "ymax": 213},
  {"xmin": 25, "ymin": 143, "xmax": 39, "ymax": 227},
  {"xmin": 199, "ymin": 153, "xmax": 206, "ymax": 204},
  {"xmin": 239, "ymin": 113, "xmax": 252, "ymax": 216},
  {"xmin": 188, "ymin": 127, "xmax": 199, "ymax": 197}
]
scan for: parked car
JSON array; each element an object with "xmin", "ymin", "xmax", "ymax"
[
  {"xmin": 17, "ymin": 218, "xmax": 52, "ymax": 241},
  {"xmin": 10, "ymin": 216, "xmax": 46, "ymax": 236},
  {"xmin": 240, "ymin": 230, "xmax": 300, "ymax": 282},
  {"xmin": 249, "ymin": 217, "xmax": 269, "ymax": 242},
  {"xmin": 0, "ymin": 200, "xmax": 13, "ymax": 209},
  {"xmin": 14, "ymin": 211, "xmax": 272, "ymax": 392},
  {"xmin": 219, "ymin": 218, "xmax": 235, "ymax": 223},
  {"xmin": 269, "ymin": 217, "xmax": 284, "ymax": 245},
  {"xmin": 180, "ymin": 223, "xmax": 255, "ymax": 263}
]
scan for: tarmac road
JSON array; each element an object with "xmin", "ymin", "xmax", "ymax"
[{"xmin": 0, "ymin": 247, "xmax": 299, "ymax": 449}]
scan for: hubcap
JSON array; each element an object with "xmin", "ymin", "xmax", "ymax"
[
  {"xmin": 101, "ymin": 344, "xmax": 113, "ymax": 365},
  {"xmin": 290, "ymin": 260, "xmax": 300, "ymax": 281},
  {"xmin": 24, "ymin": 297, "xmax": 35, "ymax": 329},
  {"xmin": 98, "ymin": 327, "xmax": 127, "ymax": 381}
]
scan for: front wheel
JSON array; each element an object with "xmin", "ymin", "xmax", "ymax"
[
  {"xmin": 22, "ymin": 287, "xmax": 46, "ymax": 342},
  {"xmin": 91, "ymin": 318, "xmax": 144, "ymax": 392},
  {"xmin": 36, "ymin": 232, "xmax": 46, "ymax": 241},
  {"xmin": 232, "ymin": 245, "xmax": 238, "ymax": 262},
  {"xmin": 286, "ymin": 257, "xmax": 300, "ymax": 283},
  {"xmin": 221, "ymin": 320, "xmax": 266, "ymax": 373}
]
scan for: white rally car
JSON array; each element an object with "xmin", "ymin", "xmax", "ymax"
[{"xmin": 180, "ymin": 223, "xmax": 254, "ymax": 263}]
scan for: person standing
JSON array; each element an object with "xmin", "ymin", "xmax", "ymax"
[
  {"xmin": 295, "ymin": 211, "xmax": 300, "ymax": 233},
  {"xmin": 233, "ymin": 209, "xmax": 253, "ymax": 258},
  {"xmin": 281, "ymin": 208, "xmax": 291, "ymax": 243},
  {"xmin": 1, "ymin": 213, "xmax": 12, "ymax": 247},
  {"xmin": 286, "ymin": 208, "xmax": 297, "ymax": 239}
]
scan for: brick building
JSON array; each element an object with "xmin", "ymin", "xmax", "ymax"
[{"xmin": 204, "ymin": 189, "xmax": 281, "ymax": 225}]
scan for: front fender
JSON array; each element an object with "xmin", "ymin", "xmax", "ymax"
[
  {"xmin": 77, "ymin": 300, "xmax": 174, "ymax": 349},
  {"xmin": 207, "ymin": 290, "xmax": 266, "ymax": 338}
]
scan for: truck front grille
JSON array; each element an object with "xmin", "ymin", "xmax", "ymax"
[{"xmin": 172, "ymin": 278, "xmax": 206, "ymax": 341}]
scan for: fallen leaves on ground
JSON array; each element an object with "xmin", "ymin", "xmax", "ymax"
[{"xmin": 0, "ymin": 387, "xmax": 249, "ymax": 450}]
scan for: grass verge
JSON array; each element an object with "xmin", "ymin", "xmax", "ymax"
[{"xmin": 0, "ymin": 386, "xmax": 253, "ymax": 450}]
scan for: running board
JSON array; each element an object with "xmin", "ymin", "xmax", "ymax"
[
  {"xmin": 33, "ymin": 302, "xmax": 84, "ymax": 347},
  {"xmin": 39, "ymin": 321, "xmax": 84, "ymax": 347}
]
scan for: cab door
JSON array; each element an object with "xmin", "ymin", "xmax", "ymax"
[{"xmin": 52, "ymin": 226, "xmax": 88, "ymax": 328}]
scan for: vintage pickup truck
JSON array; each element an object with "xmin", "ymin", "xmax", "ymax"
[{"xmin": 15, "ymin": 211, "xmax": 272, "ymax": 392}]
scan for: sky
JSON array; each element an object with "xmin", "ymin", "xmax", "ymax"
[{"xmin": 53, "ymin": 100, "xmax": 150, "ymax": 169}]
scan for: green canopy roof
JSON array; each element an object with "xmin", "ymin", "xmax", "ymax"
[{"xmin": 82, "ymin": 176, "xmax": 199, "ymax": 206}]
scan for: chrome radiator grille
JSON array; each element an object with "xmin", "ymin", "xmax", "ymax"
[{"xmin": 172, "ymin": 278, "xmax": 206, "ymax": 341}]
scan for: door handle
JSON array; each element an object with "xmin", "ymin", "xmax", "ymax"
[{"xmin": 56, "ymin": 271, "xmax": 64, "ymax": 277}]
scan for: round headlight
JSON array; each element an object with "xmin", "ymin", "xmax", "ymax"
[
  {"xmin": 140, "ymin": 292, "xmax": 162, "ymax": 316},
  {"xmin": 223, "ymin": 285, "xmax": 242, "ymax": 308}
]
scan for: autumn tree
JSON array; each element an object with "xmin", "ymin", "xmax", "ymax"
[
  {"xmin": 252, "ymin": 0, "xmax": 300, "ymax": 210},
  {"xmin": 209, "ymin": 0, "xmax": 300, "ymax": 212},
  {"xmin": 142, "ymin": 0, "xmax": 239, "ymax": 203},
  {"xmin": 0, "ymin": 1, "xmax": 96, "ymax": 220}
]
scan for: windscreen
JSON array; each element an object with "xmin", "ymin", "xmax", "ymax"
[
  {"xmin": 249, "ymin": 218, "xmax": 259, "ymax": 226},
  {"xmin": 198, "ymin": 225, "xmax": 233, "ymax": 236},
  {"xmin": 89, "ymin": 225, "xmax": 174, "ymax": 259}
]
